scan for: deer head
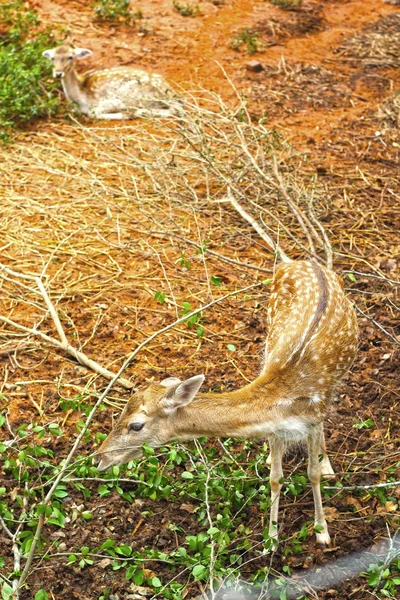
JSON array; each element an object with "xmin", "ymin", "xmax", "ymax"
[
  {"xmin": 95, "ymin": 375, "xmax": 205, "ymax": 471},
  {"xmin": 42, "ymin": 45, "xmax": 93, "ymax": 79}
]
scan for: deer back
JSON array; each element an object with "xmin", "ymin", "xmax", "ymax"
[{"xmin": 262, "ymin": 260, "xmax": 358, "ymax": 401}]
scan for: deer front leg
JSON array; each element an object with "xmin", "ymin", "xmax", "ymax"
[
  {"xmin": 268, "ymin": 436, "xmax": 284, "ymax": 543},
  {"xmin": 319, "ymin": 426, "xmax": 335, "ymax": 479},
  {"xmin": 307, "ymin": 424, "xmax": 331, "ymax": 545}
]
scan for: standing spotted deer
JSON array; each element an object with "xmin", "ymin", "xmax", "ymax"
[
  {"xmin": 42, "ymin": 45, "xmax": 183, "ymax": 120},
  {"xmin": 96, "ymin": 259, "xmax": 358, "ymax": 545}
]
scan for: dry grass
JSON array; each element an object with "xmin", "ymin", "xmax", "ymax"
[
  {"xmin": 0, "ymin": 91, "xmax": 336, "ymax": 385},
  {"xmin": 336, "ymin": 13, "xmax": 400, "ymax": 67},
  {"xmin": 1, "ymin": 91, "xmax": 398, "ymax": 389}
]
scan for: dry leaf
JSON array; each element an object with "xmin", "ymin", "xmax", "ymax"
[
  {"xmin": 323, "ymin": 506, "xmax": 340, "ymax": 522},
  {"xmin": 377, "ymin": 500, "xmax": 398, "ymax": 514},
  {"xmin": 98, "ymin": 558, "xmax": 113, "ymax": 569},
  {"xmin": 180, "ymin": 503, "xmax": 196, "ymax": 513}
]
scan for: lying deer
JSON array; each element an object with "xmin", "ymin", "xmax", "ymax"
[
  {"xmin": 96, "ymin": 259, "xmax": 358, "ymax": 545},
  {"xmin": 42, "ymin": 45, "xmax": 183, "ymax": 120}
]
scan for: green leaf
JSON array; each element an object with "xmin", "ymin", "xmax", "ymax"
[
  {"xmin": 100, "ymin": 539, "xmax": 115, "ymax": 550},
  {"xmin": 192, "ymin": 564, "xmax": 206, "ymax": 580},
  {"xmin": 181, "ymin": 471, "xmax": 194, "ymax": 480},
  {"xmin": 196, "ymin": 325, "xmax": 204, "ymax": 338},
  {"xmin": 98, "ymin": 484, "xmax": 111, "ymax": 497},
  {"xmin": 134, "ymin": 570, "xmax": 144, "ymax": 585},
  {"xmin": 347, "ymin": 273, "xmax": 357, "ymax": 282},
  {"xmin": 151, "ymin": 577, "xmax": 162, "ymax": 588},
  {"xmin": 81, "ymin": 511, "xmax": 93, "ymax": 520},
  {"xmin": 34, "ymin": 590, "xmax": 49, "ymax": 600},
  {"xmin": 207, "ymin": 527, "xmax": 219, "ymax": 536},
  {"xmin": 116, "ymin": 544, "xmax": 132, "ymax": 557},
  {"xmin": 67, "ymin": 554, "xmax": 77, "ymax": 564},
  {"xmin": 227, "ymin": 344, "xmax": 236, "ymax": 352},
  {"xmin": 210, "ymin": 275, "xmax": 222, "ymax": 286},
  {"xmin": 1, "ymin": 582, "xmax": 14, "ymax": 600},
  {"xmin": 154, "ymin": 291, "xmax": 166, "ymax": 304},
  {"xmin": 262, "ymin": 278, "xmax": 272, "ymax": 285},
  {"xmin": 53, "ymin": 489, "xmax": 68, "ymax": 499}
]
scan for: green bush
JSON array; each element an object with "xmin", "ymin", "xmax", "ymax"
[
  {"xmin": 0, "ymin": 0, "xmax": 61, "ymax": 142},
  {"xmin": 230, "ymin": 28, "xmax": 261, "ymax": 55},
  {"xmin": 172, "ymin": 1, "xmax": 200, "ymax": 17},
  {"xmin": 93, "ymin": 0, "xmax": 132, "ymax": 22}
]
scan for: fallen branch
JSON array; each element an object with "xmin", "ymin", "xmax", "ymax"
[
  {"xmin": 0, "ymin": 315, "xmax": 134, "ymax": 389},
  {"xmin": 324, "ymin": 479, "xmax": 400, "ymax": 492},
  {"xmin": 224, "ymin": 188, "xmax": 291, "ymax": 263}
]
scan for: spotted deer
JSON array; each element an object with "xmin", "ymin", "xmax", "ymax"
[
  {"xmin": 96, "ymin": 259, "xmax": 358, "ymax": 545},
  {"xmin": 42, "ymin": 45, "xmax": 183, "ymax": 120}
]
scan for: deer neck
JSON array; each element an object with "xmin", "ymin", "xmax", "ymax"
[
  {"xmin": 62, "ymin": 68, "xmax": 89, "ymax": 111},
  {"xmin": 168, "ymin": 381, "xmax": 306, "ymax": 441}
]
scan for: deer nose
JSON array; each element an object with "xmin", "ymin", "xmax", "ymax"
[{"xmin": 53, "ymin": 71, "xmax": 64, "ymax": 79}]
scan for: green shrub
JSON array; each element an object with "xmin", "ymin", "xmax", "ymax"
[
  {"xmin": 93, "ymin": 0, "xmax": 133, "ymax": 22},
  {"xmin": 172, "ymin": 1, "xmax": 200, "ymax": 17},
  {"xmin": 0, "ymin": 0, "xmax": 61, "ymax": 142},
  {"xmin": 230, "ymin": 28, "xmax": 261, "ymax": 55}
]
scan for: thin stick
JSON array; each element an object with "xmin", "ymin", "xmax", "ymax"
[
  {"xmin": 354, "ymin": 305, "xmax": 400, "ymax": 346},
  {"xmin": 0, "ymin": 515, "xmax": 22, "ymax": 597},
  {"xmin": 35, "ymin": 277, "xmax": 69, "ymax": 347},
  {"xmin": 225, "ymin": 188, "xmax": 291, "ymax": 263},
  {"xmin": 0, "ymin": 315, "xmax": 134, "ymax": 389},
  {"xmin": 148, "ymin": 229, "xmax": 272, "ymax": 274},
  {"xmin": 0, "ymin": 262, "xmax": 40, "ymax": 281},
  {"xmin": 324, "ymin": 479, "xmax": 400, "ymax": 491}
]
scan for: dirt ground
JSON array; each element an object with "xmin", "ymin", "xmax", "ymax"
[{"xmin": 1, "ymin": 0, "xmax": 400, "ymax": 598}]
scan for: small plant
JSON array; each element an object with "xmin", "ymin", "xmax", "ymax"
[
  {"xmin": 230, "ymin": 28, "xmax": 261, "ymax": 55},
  {"xmin": 268, "ymin": 0, "xmax": 303, "ymax": 9},
  {"xmin": 93, "ymin": 0, "xmax": 133, "ymax": 22},
  {"xmin": 364, "ymin": 558, "xmax": 400, "ymax": 598},
  {"xmin": 181, "ymin": 301, "xmax": 204, "ymax": 338},
  {"xmin": 173, "ymin": 1, "xmax": 200, "ymax": 17},
  {"xmin": 353, "ymin": 418, "xmax": 375, "ymax": 430},
  {"xmin": 0, "ymin": 0, "xmax": 62, "ymax": 142}
]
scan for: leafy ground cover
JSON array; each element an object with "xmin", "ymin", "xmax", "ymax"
[{"xmin": 0, "ymin": 0, "xmax": 62, "ymax": 142}]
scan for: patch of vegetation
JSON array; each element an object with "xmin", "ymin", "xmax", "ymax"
[
  {"xmin": 172, "ymin": 1, "xmax": 201, "ymax": 17},
  {"xmin": 93, "ymin": 0, "xmax": 142, "ymax": 23},
  {"xmin": 268, "ymin": 0, "xmax": 303, "ymax": 10},
  {"xmin": 0, "ymin": 0, "xmax": 61, "ymax": 142},
  {"xmin": 363, "ymin": 559, "xmax": 400, "ymax": 599},
  {"xmin": 230, "ymin": 28, "xmax": 262, "ymax": 55},
  {"xmin": 2, "ymin": 399, "xmax": 400, "ymax": 599}
]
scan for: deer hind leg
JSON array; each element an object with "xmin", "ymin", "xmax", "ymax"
[
  {"xmin": 268, "ymin": 436, "xmax": 284, "ymax": 543},
  {"xmin": 307, "ymin": 424, "xmax": 331, "ymax": 546},
  {"xmin": 320, "ymin": 426, "xmax": 335, "ymax": 480}
]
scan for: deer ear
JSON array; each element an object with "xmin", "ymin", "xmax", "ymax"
[
  {"xmin": 42, "ymin": 49, "xmax": 55, "ymax": 60},
  {"xmin": 161, "ymin": 375, "xmax": 205, "ymax": 414},
  {"xmin": 160, "ymin": 377, "xmax": 182, "ymax": 388},
  {"xmin": 74, "ymin": 48, "xmax": 93, "ymax": 59}
]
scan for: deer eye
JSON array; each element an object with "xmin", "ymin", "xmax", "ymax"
[
  {"xmin": 68, "ymin": 56, "xmax": 73, "ymax": 60},
  {"xmin": 128, "ymin": 422, "xmax": 144, "ymax": 433}
]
